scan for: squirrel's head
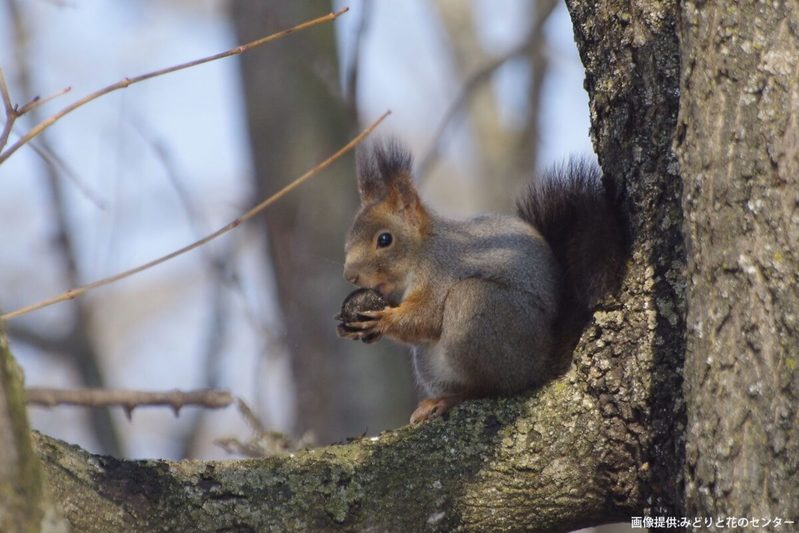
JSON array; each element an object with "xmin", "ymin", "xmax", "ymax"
[{"xmin": 343, "ymin": 140, "xmax": 429, "ymax": 305}]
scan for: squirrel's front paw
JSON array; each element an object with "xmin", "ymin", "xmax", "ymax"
[
  {"xmin": 347, "ymin": 306, "xmax": 394, "ymax": 341},
  {"xmin": 336, "ymin": 289, "xmax": 386, "ymax": 343},
  {"xmin": 336, "ymin": 321, "xmax": 382, "ymax": 343},
  {"xmin": 347, "ymin": 307, "xmax": 391, "ymax": 335}
]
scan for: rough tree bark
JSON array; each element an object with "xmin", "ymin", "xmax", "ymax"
[
  {"xmin": 567, "ymin": 0, "xmax": 687, "ymax": 519},
  {"xmin": 677, "ymin": 1, "xmax": 799, "ymax": 520},
  {"xmin": 1, "ymin": 2, "xmax": 796, "ymax": 531}
]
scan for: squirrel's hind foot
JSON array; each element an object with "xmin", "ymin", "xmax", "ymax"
[{"xmin": 410, "ymin": 396, "xmax": 466, "ymax": 424}]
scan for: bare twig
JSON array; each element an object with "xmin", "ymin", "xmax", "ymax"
[
  {"xmin": 416, "ymin": 40, "xmax": 530, "ymax": 180},
  {"xmin": 0, "ymin": 70, "xmax": 72, "ymax": 154},
  {"xmin": 0, "ymin": 109, "xmax": 390, "ymax": 321},
  {"xmin": 0, "ymin": 7, "xmax": 350, "ymax": 165},
  {"xmin": 0, "ymin": 68, "xmax": 12, "ymax": 112},
  {"xmin": 25, "ymin": 387, "xmax": 233, "ymax": 418},
  {"xmin": 23, "ymin": 135, "xmax": 106, "ymax": 208},
  {"xmin": 234, "ymin": 397, "xmax": 267, "ymax": 434},
  {"xmin": 17, "ymin": 85, "xmax": 72, "ymax": 116},
  {"xmin": 214, "ymin": 398, "xmax": 315, "ymax": 457},
  {"xmin": 0, "ymin": 68, "xmax": 15, "ymax": 152}
]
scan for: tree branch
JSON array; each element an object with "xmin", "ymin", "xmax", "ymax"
[
  {"xmin": 1, "ymin": 110, "xmax": 390, "ymax": 321},
  {"xmin": 416, "ymin": 39, "xmax": 530, "ymax": 181},
  {"xmin": 214, "ymin": 398, "xmax": 315, "ymax": 458},
  {"xmin": 34, "ymin": 376, "xmax": 632, "ymax": 532},
  {"xmin": 25, "ymin": 387, "xmax": 233, "ymax": 414},
  {"xmin": 16, "ymin": 85, "xmax": 72, "ymax": 116},
  {"xmin": 0, "ymin": 7, "xmax": 349, "ymax": 165},
  {"xmin": 0, "ymin": 2, "xmax": 693, "ymax": 530}
]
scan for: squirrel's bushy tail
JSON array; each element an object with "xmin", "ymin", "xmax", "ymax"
[{"xmin": 517, "ymin": 158, "xmax": 627, "ymax": 332}]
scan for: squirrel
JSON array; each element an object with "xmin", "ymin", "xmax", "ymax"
[{"xmin": 338, "ymin": 139, "xmax": 627, "ymax": 424}]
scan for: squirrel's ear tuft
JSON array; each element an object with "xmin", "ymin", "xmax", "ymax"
[
  {"xmin": 356, "ymin": 139, "xmax": 426, "ymax": 226},
  {"xmin": 356, "ymin": 139, "xmax": 414, "ymax": 205},
  {"xmin": 356, "ymin": 142, "xmax": 386, "ymax": 204}
]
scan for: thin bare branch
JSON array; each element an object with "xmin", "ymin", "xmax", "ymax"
[
  {"xmin": 0, "ymin": 68, "xmax": 12, "ymax": 113},
  {"xmin": 416, "ymin": 39, "xmax": 531, "ymax": 181},
  {"xmin": 214, "ymin": 398, "xmax": 315, "ymax": 457},
  {"xmin": 0, "ymin": 110, "xmax": 391, "ymax": 321},
  {"xmin": 24, "ymin": 136, "xmax": 106, "ymax": 209},
  {"xmin": 25, "ymin": 387, "xmax": 233, "ymax": 417},
  {"xmin": 0, "ymin": 7, "xmax": 350, "ymax": 165},
  {"xmin": 0, "ymin": 68, "xmax": 14, "ymax": 152},
  {"xmin": 234, "ymin": 397, "xmax": 267, "ymax": 434},
  {"xmin": 17, "ymin": 85, "xmax": 72, "ymax": 115}
]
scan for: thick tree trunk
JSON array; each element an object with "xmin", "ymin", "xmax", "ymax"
[
  {"xmin": 566, "ymin": 0, "xmax": 686, "ymax": 517},
  {"xmin": 677, "ymin": 1, "xmax": 799, "ymax": 520},
  {"xmin": 2, "ymin": 1, "xmax": 796, "ymax": 531}
]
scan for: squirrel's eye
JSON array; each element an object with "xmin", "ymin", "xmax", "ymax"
[{"xmin": 376, "ymin": 232, "xmax": 393, "ymax": 248}]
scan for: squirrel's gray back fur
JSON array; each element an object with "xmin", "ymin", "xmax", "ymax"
[
  {"xmin": 411, "ymin": 158, "xmax": 625, "ymax": 395},
  {"xmin": 409, "ymin": 212, "xmax": 560, "ymax": 396},
  {"xmin": 416, "ymin": 212, "xmax": 557, "ymax": 311}
]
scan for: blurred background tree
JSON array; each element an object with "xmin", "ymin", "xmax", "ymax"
[{"xmin": 0, "ymin": 0, "xmax": 593, "ymax": 457}]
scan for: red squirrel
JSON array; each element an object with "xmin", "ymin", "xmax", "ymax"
[{"xmin": 338, "ymin": 140, "xmax": 626, "ymax": 423}]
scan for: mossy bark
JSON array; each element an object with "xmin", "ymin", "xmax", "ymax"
[
  {"xmin": 35, "ymin": 383, "xmax": 620, "ymax": 533},
  {"xmin": 0, "ymin": 334, "xmax": 44, "ymax": 532}
]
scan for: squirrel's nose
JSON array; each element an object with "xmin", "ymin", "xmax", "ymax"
[{"xmin": 343, "ymin": 267, "xmax": 359, "ymax": 285}]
